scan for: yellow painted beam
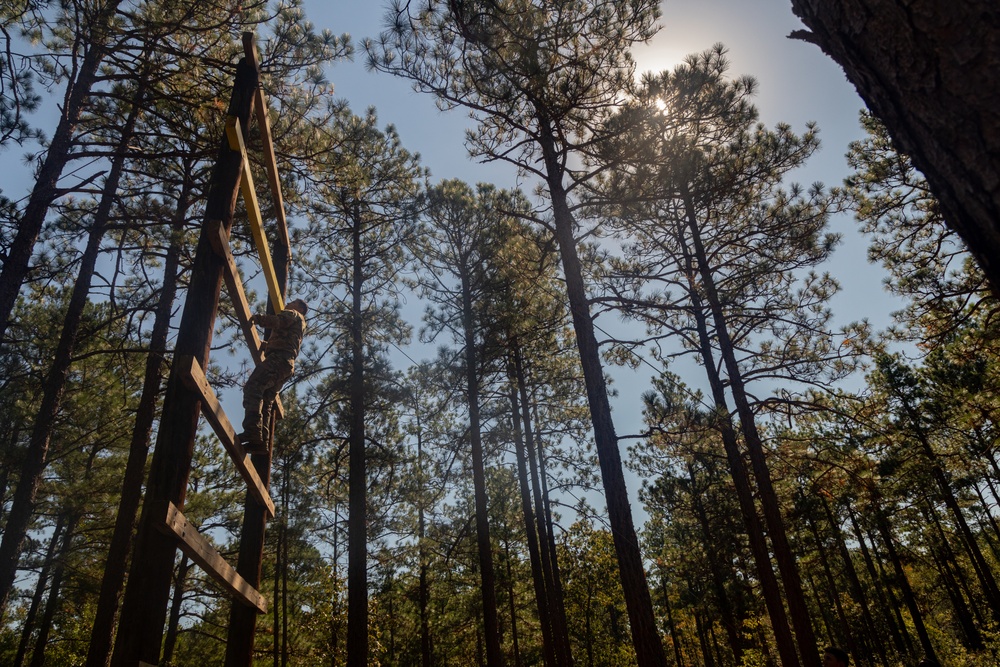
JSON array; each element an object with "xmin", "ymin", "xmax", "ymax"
[
  {"xmin": 225, "ymin": 116, "xmax": 284, "ymax": 315},
  {"xmin": 253, "ymin": 89, "xmax": 291, "ymax": 251}
]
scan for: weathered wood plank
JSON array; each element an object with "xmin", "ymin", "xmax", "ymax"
[
  {"xmin": 177, "ymin": 355, "xmax": 275, "ymax": 518},
  {"xmin": 158, "ymin": 502, "xmax": 267, "ymax": 614},
  {"xmin": 207, "ymin": 220, "xmax": 264, "ymax": 365},
  {"xmin": 225, "ymin": 116, "xmax": 284, "ymax": 315}
]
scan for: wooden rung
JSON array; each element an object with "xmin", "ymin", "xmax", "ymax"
[
  {"xmin": 177, "ymin": 355, "xmax": 276, "ymax": 518},
  {"xmin": 204, "ymin": 221, "xmax": 284, "ymax": 420},
  {"xmin": 225, "ymin": 116, "xmax": 284, "ymax": 316},
  {"xmin": 207, "ymin": 220, "xmax": 264, "ymax": 365},
  {"xmin": 158, "ymin": 501, "xmax": 267, "ymax": 613}
]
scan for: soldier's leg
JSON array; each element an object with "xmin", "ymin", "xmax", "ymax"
[
  {"xmin": 242, "ymin": 362, "xmax": 273, "ymax": 445},
  {"xmin": 260, "ymin": 360, "xmax": 294, "ymax": 445}
]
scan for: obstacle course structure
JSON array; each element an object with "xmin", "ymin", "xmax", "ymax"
[{"xmin": 110, "ymin": 33, "xmax": 293, "ymax": 667}]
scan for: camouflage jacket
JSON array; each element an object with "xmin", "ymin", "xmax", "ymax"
[{"xmin": 256, "ymin": 308, "xmax": 306, "ymax": 360}]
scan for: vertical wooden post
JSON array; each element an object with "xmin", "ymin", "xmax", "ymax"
[
  {"xmin": 224, "ymin": 34, "xmax": 292, "ymax": 667},
  {"xmin": 109, "ymin": 55, "xmax": 259, "ymax": 667}
]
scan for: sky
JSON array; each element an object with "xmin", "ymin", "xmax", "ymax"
[
  {"xmin": 0, "ymin": 2, "xmax": 904, "ymax": 525},
  {"xmin": 295, "ymin": 1, "xmax": 902, "ymax": 440}
]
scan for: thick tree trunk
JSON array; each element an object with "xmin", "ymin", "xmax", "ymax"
[
  {"xmin": 0, "ymin": 1, "xmax": 123, "ymax": 345},
  {"xmin": 459, "ymin": 265, "xmax": 504, "ymax": 667},
  {"xmin": 788, "ymin": 1, "xmax": 1000, "ymax": 295},
  {"xmin": 538, "ymin": 123, "xmax": 667, "ymax": 667},
  {"xmin": 347, "ymin": 205, "xmax": 369, "ymax": 667}
]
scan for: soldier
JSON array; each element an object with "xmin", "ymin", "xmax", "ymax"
[{"xmin": 239, "ymin": 298, "xmax": 308, "ymax": 453}]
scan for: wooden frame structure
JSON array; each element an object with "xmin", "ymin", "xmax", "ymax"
[{"xmin": 111, "ymin": 34, "xmax": 292, "ymax": 666}]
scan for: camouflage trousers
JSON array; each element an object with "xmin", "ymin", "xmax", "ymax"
[{"xmin": 242, "ymin": 356, "xmax": 294, "ymax": 440}]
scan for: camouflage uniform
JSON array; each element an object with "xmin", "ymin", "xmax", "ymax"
[{"xmin": 242, "ymin": 306, "xmax": 306, "ymax": 450}]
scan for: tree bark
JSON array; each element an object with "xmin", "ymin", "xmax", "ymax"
[
  {"xmin": 788, "ymin": 1, "xmax": 1000, "ymax": 295},
  {"xmin": 347, "ymin": 203, "xmax": 369, "ymax": 667},
  {"xmin": 538, "ymin": 121, "xmax": 667, "ymax": 667},
  {"xmin": 459, "ymin": 261, "xmax": 504, "ymax": 667},
  {"xmin": 682, "ymin": 187, "xmax": 820, "ymax": 667}
]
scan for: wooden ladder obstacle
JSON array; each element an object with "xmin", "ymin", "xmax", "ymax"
[{"xmin": 111, "ymin": 32, "xmax": 294, "ymax": 667}]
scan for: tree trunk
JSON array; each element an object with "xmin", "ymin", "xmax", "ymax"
[
  {"xmin": 517, "ymin": 352, "xmax": 573, "ymax": 667},
  {"xmin": 507, "ymin": 377, "xmax": 557, "ymax": 667},
  {"xmin": 822, "ymin": 498, "xmax": 888, "ymax": 667},
  {"xmin": 788, "ymin": 1, "xmax": 1000, "ymax": 296},
  {"xmin": 347, "ymin": 204, "xmax": 369, "ymax": 667},
  {"xmin": 459, "ymin": 263, "xmax": 504, "ymax": 667},
  {"xmin": 538, "ymin": 122, "xmax": 667, "ymax": 667},
  {"xmin": 847, "ymin": 508, "xmax": 910, "ymax": 655},
  {"xmin": 504, "ymin": 537, "xmax": 523, "ymax": 667},
  {"xmin": 805, "ymin": 510, "xmax": 860, "ymax": 663},
  {"xmin": 416, "ymin": 427, "xmax": 432, "ymax": 667},
  {"xmin": 0, "ymin": 78, "xmax": 144, "ymax": 615},
  {"xmin": 13, "ymin": 517, "xmax": 64, "ymax": 667},
  {"xmin": 871, "ymin": 502, "xmax": 938, "ymax": 663},
  {"xmin": 161, "ymin": 555, "xmax": 192, "ymax": 665},
  {"xmin": 682, "ymin": 187, "xmax": 819, "ymax": 667},
  {"xmin": 674, "ymin": 212, "xmax": 801, "ymax": 667},
  {"xmin": 27, "ymin": 516, "xmax": 77, "ymax": 667},
  {"xmin": 896, "ymin": 392, "xmax": 1000, "ymax": 618},
  {"xmin": 922, "ymin": 504, "xmax": 983, "ymax": 650},
  {"xmin": 659, "ymin": 576, "xmax": 685, "ymax": 667},
  {"xmin": 0, "ymin": 0, "xmax": 123, "ymax": 345},
  {"xmin": 688, "ymin": 462, "xmax": 744, "ymax": 666}
]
